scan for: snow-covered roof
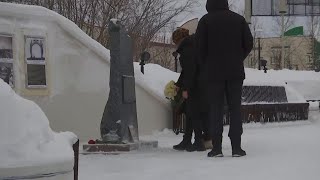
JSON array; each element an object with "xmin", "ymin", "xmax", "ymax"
[
  {"xmin": 0, "ymin": 2, "xmax": 170, "ymax": 106},
  {"xmin": 0, "ymin": 2, "xmax": 110, "ymax": 63}
]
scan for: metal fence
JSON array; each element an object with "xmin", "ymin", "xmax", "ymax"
[{"xmin": 173, "ymin": 103, "xmax": 309, "ymax": 134}]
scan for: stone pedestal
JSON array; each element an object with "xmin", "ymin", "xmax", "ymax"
[{"xmin": 83, "ymin": 141, "xmax": 158, "ymax": 153}]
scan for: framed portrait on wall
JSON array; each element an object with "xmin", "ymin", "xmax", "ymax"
[
  {"xmin": 0, "ymin": 35, "xmax": 14, "ymax": 87},
  {"xmin": 25, "ymin": 36, "xmax": 47, "ymax": 88}
]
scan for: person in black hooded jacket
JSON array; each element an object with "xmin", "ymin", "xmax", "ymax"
[
  {"xmin": 196, "ymin": 0, "xmax": 253, "ymax": 157},
  {"xmin": 172, "ymin": 28, "xmax": 206, "ymax": 152}
]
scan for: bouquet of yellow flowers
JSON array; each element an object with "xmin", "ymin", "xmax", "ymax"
[
  {"xmin": 164, "ymin": 80, "xmax": 177, "ymax": 100},
  {"xmin": 164, "ymin": 80, "xmax": 184, "ymax": 108}
]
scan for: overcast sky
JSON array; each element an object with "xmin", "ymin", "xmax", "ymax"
[
  {"xmin": 175, "ymin": 0, "xmax": 319, "ymax": 39},
  {"xmin": 176, "ymin": 0, "xmax": 245, "ymax": 25}
]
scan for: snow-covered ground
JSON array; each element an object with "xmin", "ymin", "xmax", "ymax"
[{"xmin": 79, "ymin": 109, "xmax": 320, "ymax": 180}]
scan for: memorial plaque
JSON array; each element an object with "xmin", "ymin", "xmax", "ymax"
[{"xmin": 122, "ymin": 75, "xmax": 136, "ymax": 104}]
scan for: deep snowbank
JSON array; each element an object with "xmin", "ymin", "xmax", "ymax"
[{"xmin": 0, "ymin": 79, "xmax": 77, "ymax": 168}]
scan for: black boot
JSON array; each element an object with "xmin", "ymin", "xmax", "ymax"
[
  {"xmin": 208, "ymin": 137, "xmax": 223, "ymax": 157},
  {"xmin": 186, "ymin": 139, "xmax": 205, "ymax": 152},
  {"xmin": 232, "ymin": 148, "xmax": 246, "ymax": 157},
  {"xmin": 186, "ymin": 130, "xmax": 206, "ymax": 152},
  {"xmin": 231, "ymin": 137, "xmax": 246, "ymax": 157},
  {"xmin": 173, "ymin": 136, "xmax": 192, "ymax": 151}
]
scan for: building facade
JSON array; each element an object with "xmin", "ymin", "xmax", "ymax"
[
  {"xmin": 147, "ymin": 40, "xmax": 177, "ymax": 72},
  {"xmin": 245, "ymin": 36, "xmax": 315, "ymax": 70}
]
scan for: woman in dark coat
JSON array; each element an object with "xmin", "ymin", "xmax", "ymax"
[{"xmin": 172, "ymin": 28, "xmax": 205, "ymax": 152}]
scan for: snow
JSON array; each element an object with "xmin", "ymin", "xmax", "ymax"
[
  {"xmin": 245, "ymin": 68, "xmax": 320, "ymax": 101},
  {"xmin": 309, "ymin": 102, "xmax": 320, "ymax": 111},
  {"xmin": 134, "ymin": 63, "xmax": 179, "ymax": 105},
  {"xmin": 285, "ymin": 81, "xmax": 320, "ymax": 101},
  {"xmin": 244, "ymin": 68, "xmax": 320, "ymax": 102},
  {"xmin": 79, "ymin": 111, "xmax": 320, "ymax": 180},
  {"xmin": 0, "ymin": 79, "xmax": 77, "ymax": 168},
  {"xmin": 0, "ymin": 2, "xmax": 110, "ymax": 63},
  {"xmin": 110, "ymin": 19, "xmax": 119, "ymax": 24},
  {"xmin": 0, "ymin": 4, "xmax": 319, "ymax": 179},
  {"xmin": 134, "ymin": 63, "xmax": 319, "ymax": 104},
  {"xmin": 2, "ymin": 2, "xmax": 316, "ymax": 104}
]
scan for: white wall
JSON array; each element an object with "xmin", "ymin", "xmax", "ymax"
[
  {"xmin": 136, "ymin": 85, "xmax": 172, "ymax": 135},
  {"xmin": 0, "ymin": 3, "xmax": 172, "ymax": 141}
]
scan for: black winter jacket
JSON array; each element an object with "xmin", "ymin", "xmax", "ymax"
[
  {"xmin": 175, "ymin": 35, "xmax": 197, "ymax": 91},
  {"xmin": 196, "ymin": 0, "xmax": 253, "ymax": 81}
]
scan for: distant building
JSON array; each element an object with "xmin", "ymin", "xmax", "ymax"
[
  {"xmin": 245, "ymin": 36, "xmax": 315, "ymax": 70},
  {"xmin": 147, "ymin": 39, "xmax": 177, "ymax": 72}
]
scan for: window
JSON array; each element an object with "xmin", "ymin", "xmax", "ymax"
[
  {"xmin": 25, "ymin": 36, "xmax": 47, "ymax": 88},
  {"xmin": 307, "ymin": 55, "xmax": 312, "ymax": 63},
  {"xmin": 270, "ymin": 45, "xmax": 291, "ymax": 68},
  {"xmin": 270, "ymin": 57, "xmax": 274, "ymax": 64},
  {"xmin": 0, "ymin": 35, "xmax": 14, "ymax": 87}
]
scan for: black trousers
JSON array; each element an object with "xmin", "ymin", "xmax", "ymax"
[
  {"xmin": 208, "ymin": 80, "xmax": 243, "ymax": 140},
  {"xmin": 200, "ymin": 112, "xmax": 210, "ymax": 141},
  {"xmin": 184, "ymin": 98, "xmax": 203, "ymax": 141}
]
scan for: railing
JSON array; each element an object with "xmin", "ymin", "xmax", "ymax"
[
  {"xmin": 73, "ymin": 140, "xmax": 79, "ymax": 180},
  {"xmin": 173, "ymin": 103, "xmax": 310, "ymax": 134}
]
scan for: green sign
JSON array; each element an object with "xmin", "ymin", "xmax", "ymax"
[{"xmin": 284, "ymin": 26, "xmax": 304, "ymax": 37}]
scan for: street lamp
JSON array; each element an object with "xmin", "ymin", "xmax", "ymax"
[
  {"xmin": 255, "ymin": 29, "xmax": 263, "ymax": 70},
  {"xmin": 279, "ymin": 0, "xmax": 288, "ymax": 70},
  {"xmin": 244, "ymin": 0, "xmax": 251, "ymax": 24},
  {"xmin": 260, "ymin": 59, "xmax": 268, "ymax": 73},
  {"xmin": 140, "ymin": 51, "xmax": 150, "ymax": 74}
]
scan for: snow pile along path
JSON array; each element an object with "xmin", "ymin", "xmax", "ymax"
[{"xmin": 0, "ymin": 79, "xmax": 77, "ymax": 168}]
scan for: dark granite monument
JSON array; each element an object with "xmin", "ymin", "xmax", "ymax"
[
  {"xmin": 99, "ymin": 20, "xmax": 139, "ymax": 144},
  {"xmin": 83, "ymin": 20, "xmax": 157, "ymax": 153}
]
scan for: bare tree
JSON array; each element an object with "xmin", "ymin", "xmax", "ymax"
[
  {"xmin": 1, "ymin": 0, "xmax": 196, "ymax": 62},
  {"xmin": 272, "ymin": 16, "xmax": 296, "ymax": 37},
  {"xmin": 121, "ymin": 0, "xmax": 196, "ymax": 61},
  {"xmin": 247, "ymin": 16, "xmax": 264, "ymax": 68},
  {"xmin": 147, "ymin": 24, "xmax": 176, "ymax": 70},
  {"xmin": 305, "ymin": 16, "xmax": 320, "ymax": 70},
  {"xmin": 270, "ymin": 15, "xmax": 297, "ymax": 69}
]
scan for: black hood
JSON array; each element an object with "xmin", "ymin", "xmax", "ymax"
[{"xmin": 206, "ymin": 0, "xmax": 229, "ymax": 12}]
